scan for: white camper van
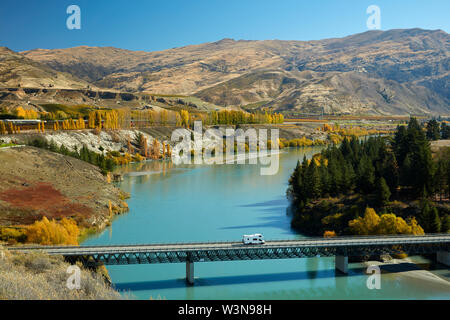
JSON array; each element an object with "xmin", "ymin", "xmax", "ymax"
[{"xmin": 242, "ymin": 234, "xmax": 265, "ymax": 245}]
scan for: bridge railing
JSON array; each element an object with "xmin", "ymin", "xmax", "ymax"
[{"xmin": 8, "ymin": 233, "xmax": 450, "ymax": 254}]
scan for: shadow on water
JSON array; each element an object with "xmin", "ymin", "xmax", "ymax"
[
  {"xmin": 113, "ymin": 267, "xmax": 367, "ymax": 291},
  {"xmin": 220, "ymin": 208, "xmax": 287, "ymax": 230},
  {"xmin": 220, "ymin": 198, "xmax": 293, "ymax": 235},
  {"xmin": 238, "ymin": 199, "xmax": 287, "ymax": 208},
  {"xmin": 220, "ymin": 213, "xmax": 294, "ymax": 236}
]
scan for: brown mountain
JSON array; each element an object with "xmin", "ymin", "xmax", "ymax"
[
  {"xmin": 0, "ymin": 47, "xmax": 93, "ymax": 90},
  {"xmin": 16, "ymin": 28, "xmax": 450, "ymax": 115}
]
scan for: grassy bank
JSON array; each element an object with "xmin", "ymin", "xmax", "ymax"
[{"xmin": 0, "ymin": 245, "xmax": 122, "ymax": 299}]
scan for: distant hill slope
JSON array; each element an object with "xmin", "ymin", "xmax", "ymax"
[
  {"xmin": 15, "ymin": 28, "xmax": 450, "ymax": 115},
  {"xmin": 0, "ymin": 47, "xmax": 93, "ymax": 90}
]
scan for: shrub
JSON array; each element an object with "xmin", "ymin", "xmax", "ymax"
[
  {"xmin": 26, "ymin": 217, "xmax": 79, "ymax": 245},
  {"xmin": 348, "ymin": 207, "xmax": 425, "ymax": 236},
  {"xmin": 0, "ymin": 250, "xmax": 122, "ymax": 299},
  {"xmin": 0, "ymin": 227, "xmax": 27, "ymax": 243},
  {"xmin": 323, "ymin": 230, "xmax": 337, "ymax": 238},
  {"xmin": 92, "ymin": 127, "xmax": 101, "ymax": 135}
]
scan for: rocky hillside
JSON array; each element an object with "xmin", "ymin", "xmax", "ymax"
[
  {"xmin": 0, "ymin": 87, "xmax": 221, "ymax": 113},
  {"xmin": 196, "ymin": 69, "xmax": 448, "ymax": 115},
  {"xmin": 8, "ymin": 28, "xmax": 450, "ymax": 115}
]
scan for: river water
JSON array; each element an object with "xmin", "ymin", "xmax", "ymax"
[{"xmin": 82, "ymin": 147, "xmax": 450, "ymax": 300}]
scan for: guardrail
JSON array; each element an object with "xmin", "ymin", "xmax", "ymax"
[{"xmin": 9, "ymin": 234, "xmax": 450, "ymax": 255}]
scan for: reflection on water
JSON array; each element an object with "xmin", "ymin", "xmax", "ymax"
[
  {"xmin": 84, "ymin": 147, "xmax": 450, "ymax": 300},
  {"xmin": 117, "ymin": 160, "xmax": 175, "ymax": 175}
]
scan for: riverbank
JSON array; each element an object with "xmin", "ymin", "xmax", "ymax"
[
  {"xmin": 364, "ymin": 257, "xmax": 450, "ymax": 291},
  {"xmin": 82, "ymin": 146, "xmax": 449, "ymax": 300},
  {"xmin": 0, "ymin": 146, "xmax": 129, "ymax": 244},
  {"xmin": 0, "ymin": 245, "xmax": 122, "ymax": 299}
]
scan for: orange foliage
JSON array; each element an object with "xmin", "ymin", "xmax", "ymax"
[{"xmin": 323, "ymin": 230, "xmax": 337, "ymax": 238}]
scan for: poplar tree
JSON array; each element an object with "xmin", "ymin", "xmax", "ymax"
[{"xmin": 0, "ymin": 121, "xmax": 6, "ymax": 134}]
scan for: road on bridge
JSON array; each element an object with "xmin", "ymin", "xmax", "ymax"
[{"xmin": 9, "ymin": 234, "xmax": 450, "ymax": 256}]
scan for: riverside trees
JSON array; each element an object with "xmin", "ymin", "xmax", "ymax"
[
  {"xmin": 287, "ymin": 118, "xmax": 450, "ymax": 236},
  {"xmin": 1, "ymin": 107, "xmax": 284, "ymax": 135},
  {"xmin": 28, "ymin": 138, "xmax": 115, "ymax": 175}
]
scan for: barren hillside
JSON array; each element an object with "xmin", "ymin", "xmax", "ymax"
[
  {"xmin": 4, "ymin": 28, "xmax": 449, "ymax": 115},
  {"xmin": 0, "ymin": 47, "xmax": 93, "ymax": 90},
  {"xmin": 0, "ymin": 146, "xmax": 128, "ymax": 229}
]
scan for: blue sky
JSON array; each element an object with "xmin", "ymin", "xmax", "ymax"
[{"xmin": 0, "ymin": 0, "xmax": 449, "ymax": 52}]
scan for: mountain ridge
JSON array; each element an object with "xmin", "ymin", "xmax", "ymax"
[
  {"xmin": 0, "ymin": 46, "xmax": 94, "ymax": 90},
  {"xmin": 2, "ymin": 28, "xmax": 448, "ymax": 115}
]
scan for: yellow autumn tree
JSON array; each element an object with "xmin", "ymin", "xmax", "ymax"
[
  {"xmin": 7, "ymin": 122, "xmax": 14, "ymax": 134},
  {"xmin": 160, "ymin": 110, "xmax": 169, "ymax": 126},
  {"xmin": 95, "ymin": 111, "xmax": 102, "ymax": 129},
  {"xmin": 139, "ymin": 134, "xmax": 148, "ymax": 157},
  {"xmin": 26, "ymin": 217, "xmax": 79, "ymax": 245},
  {"xmin": 377, "ymin": 214, "xmax": 406, "ymax": 234},
  {"xmin": 77, "ymin": 117, "xmax": 85, "ymax": 129},
  {"xmin": 15, "ymin": 106, "xmax": 26, "ymax": 118},
  {"xmin": 409, "ymin": 217, "xmax": 425, "ymax": 235},
  {"xmin": 348, "ymin": 207, "xmax": 380, "ymax": 235},
  {"xmin": 103, "ymin": 111, "xmax": 119, "ymax": 129},
  {"xmin": 151, "ymin": 138, "xmax": 160, "ymax": 159},
  {"xmin": 322, "ymin": 123, "xmax": 333, "ymax": 132},
  {"xmin": 69, "ymin": 118, "xmax": 76, "ymax": 130},
  {"xmin": 180, "ymin": 110, "xmax": 189, "ymax": 128},
  {"xmin": 88, "ymin": 111, "xmax": 96, "ymax": 129},
  {"xmin": 376, "ymin": 214, "xmax": 425, "ymax": 235},
  {"xmin": 15, "ymin": 107, "xmax": 38, "ymax": 119},
  {"xmin": 175, "ymin": 113, "xmax": 182, "ymax": 126},
  {"xmin": 0, "ymin": 121, "xmax": 6, "ymax": 134},
  {"xmin": 349, "ymin": 208, "xmax": 425, "ymax": 236},
  {"xmin": 323, "ymin": 230, "xmax": 337, "ymax": 238},
  {"xmin": 166, "ymin": 144, "xmax": 172, "ymax": 157},
  {"xmin": 161, "ymin": 142, "xmax": 166, "ymax": 159},
  {"xmin": 127, "ymin": 138, "xmax": 133, "ymax": 154},
  {"xmin": 59, "ymin": 218, "xmax": 80, "ymax": 243}
]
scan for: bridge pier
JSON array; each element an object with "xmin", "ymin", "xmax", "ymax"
[
  {"xmin": 186, "ymin": 260, "xmax": 194, "ymax": 285},
  {"xmin": 335, "ymin": 255, "xmax": 348, "ymax": 274},
  {"xmin": 437, "ymin": 251, "xmax": 450, "ymax": 267}
]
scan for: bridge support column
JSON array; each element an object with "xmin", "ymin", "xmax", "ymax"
[
  {"xmin": 186, "ymin": 260, "xmax": 194, "ymax": 285},
  {"xmin": 437, "ymin": 251, "xmax": 450, "ymax": 267},
  {"xmin": 335, "ymin": 255, "xmax": 348, "ymax": 274}
]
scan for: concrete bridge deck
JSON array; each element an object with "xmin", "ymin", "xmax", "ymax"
[{"xmin": 9, "ymin": 234, "xmax": 450, "ymax": 285}]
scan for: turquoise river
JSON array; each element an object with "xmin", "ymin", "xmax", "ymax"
[{"xmin": 83, "ymin": 147, "xmax": 450, "ymax": 300}]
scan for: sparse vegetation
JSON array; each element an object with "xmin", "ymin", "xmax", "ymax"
[
  {"xmin": 0, "ymin": 142, "xmax": 17, "ymax": 148},
  {"xmin": 0, "ymin": 247, "xmax": 122, "ymax": 300},
  {"xmin": 27, "ymin": 138, "xmax": 115, "ymax": 175}
]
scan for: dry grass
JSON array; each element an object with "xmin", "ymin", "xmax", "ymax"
[{"xmin": 0, "ymin": 245, "xmax": 122, "ymax": 300}]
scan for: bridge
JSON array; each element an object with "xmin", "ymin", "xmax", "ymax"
[{"xmin": 9, "ymin": 234, "xmax": 450, "ymax": 285}]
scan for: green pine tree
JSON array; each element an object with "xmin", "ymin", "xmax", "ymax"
[
  {"xmin": 376, "ymin": 177, "xmax": 391, "ymax": 206},
  {"xmin": 441, "ymin": 215, "xmax": 450, "ymax": 233}
]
